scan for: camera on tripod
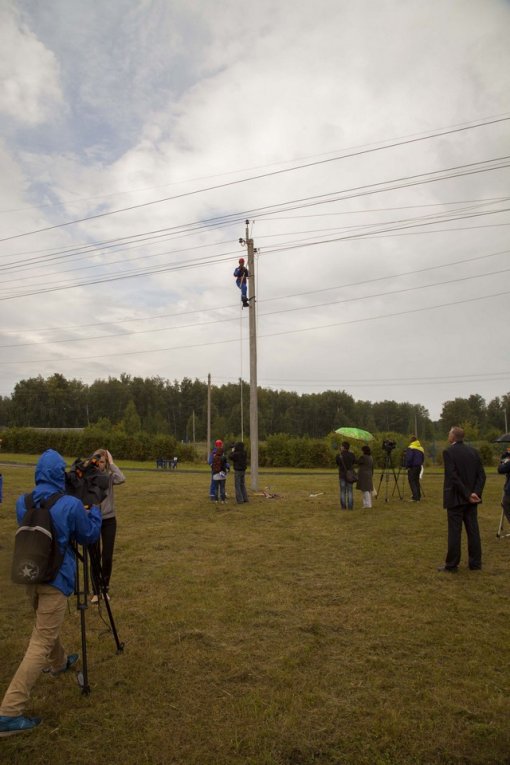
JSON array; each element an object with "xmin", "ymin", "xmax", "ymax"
[
  {"xmin": 65, "ymin": 455, "xmax": 110, "ymax": 507},
  {"xmin": 382, "ymin": 439, "xmax": 396, "ymax": 453}
]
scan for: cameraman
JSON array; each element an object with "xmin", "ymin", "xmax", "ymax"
[
  {"xmin": 497, "ymin": 446, "xmax": 510, "ymax": 524},
  {"xmin": 404, "ymin": 435, "xmax": 425, "ymax": 502},
  {"xmin": 0, "ymin": 450, "xmax": 101, "ymax": 737}
]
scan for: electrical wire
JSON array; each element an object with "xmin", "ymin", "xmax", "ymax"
[{"xmin": 1, "ymin": 115, "xmax": 508, "ymax": 243}]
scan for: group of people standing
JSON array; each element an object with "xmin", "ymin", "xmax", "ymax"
[
  {"xmin": 336, "ymin": 441, "xmax": 375, "ymax": 509},
  {"xmin": 336, "ymin": 435, "xmax": 426, "ymax": 510},
  {"xmin": 208, "ymin": 439, "xmax": 249, "ymax": 505}
]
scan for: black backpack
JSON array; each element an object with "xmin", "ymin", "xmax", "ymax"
[
  {"xmin": 11, "ymin": 492, "xmax": 65, "ymax": 585},
  {"xmin": 211, "ymin": 452, "xmax": 223, "ymax": 474}
]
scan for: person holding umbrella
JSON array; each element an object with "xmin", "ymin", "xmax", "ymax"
[
  {"xmin": 336, "ymin": 442, "xmax": 357, "ymax": 510},
  {"xmin": 335, "ymin": 428, "xmax": 374, "ymax": 511}
]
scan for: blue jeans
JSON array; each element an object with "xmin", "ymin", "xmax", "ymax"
[
  {"xmin": 236, "ymin": 279, "xmax": 247, "ymax": 299},
  {"xmin": 340, "ymin": 479, "xmax": 353, "ymax": 509}
]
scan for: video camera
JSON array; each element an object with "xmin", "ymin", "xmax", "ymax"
[
  {"xmin": 65, "ymin": 455, "xmax": 110, "ymax": 508},
  {"xmin": 382, "ymin": 439, "xmax": 397, "ymax": 453}
]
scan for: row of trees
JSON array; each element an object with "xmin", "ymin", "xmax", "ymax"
[{"xmin": 0, "ymin": 373, "xmax": 508, "ymax": 442}]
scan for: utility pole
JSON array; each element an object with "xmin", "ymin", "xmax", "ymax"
[
  {"xmin": 207, "ymin": 373, "xmax": 211, "ymax": 460},
  {"xmin": 239, "ymin": 220, "xmax": 259, "ymax": 490},
  {"xmin": 239, "ymin": 377, "xmax": 244, "ymax": 442}
]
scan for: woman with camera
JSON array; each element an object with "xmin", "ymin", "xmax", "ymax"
[{"xmin": 89, "ymin": 449, "xmax": 125, "ymax": 603}]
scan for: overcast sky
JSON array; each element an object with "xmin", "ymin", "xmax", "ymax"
[{"xmin": 0, "ymin": 0, "xmax": 509, "ymax": 422}]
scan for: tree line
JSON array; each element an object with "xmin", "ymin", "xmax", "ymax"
[{"xmin": 0, "ymin": 373, "xmax": 508, "ymax": 443}]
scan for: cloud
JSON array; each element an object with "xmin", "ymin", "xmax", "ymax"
[
  {"xmin": 0, "ymin": 2, "xmax": 63, "ymax": 125},
  {"xmin": 0, "ymin": 0, "xmax": 509, "ymax": 421}
]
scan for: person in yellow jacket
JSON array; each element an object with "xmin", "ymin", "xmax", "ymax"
[{"xmin": 404, "ymin": 435, "xmax": 425, "ymax": 502}]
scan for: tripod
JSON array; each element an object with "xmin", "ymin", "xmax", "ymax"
[
  {"xmin": 74, "ymin": 544, "xmax": 124, "ymax": 695},
  {"xmin": 496, "ymin": 504, "xmax": 510, "ymax": 539},
  {"xmin": 377, "ymin": 450, "xmax": 403, "ymax": 502}
]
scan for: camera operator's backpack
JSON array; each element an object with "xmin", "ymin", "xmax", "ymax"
[{"xmin": 11, "ymin": 492, "xmax": 64, "ymax": 585}]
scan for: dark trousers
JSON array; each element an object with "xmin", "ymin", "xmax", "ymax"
[
  {"xmin": 445, "ymin": 504, "xmax": 482, "ymax": 569},
  {"xmin": 407, "ymin": 466, "xmax": 421, "ymax": 500},
  {"xmin": 234, "ymin": 470, "xmax": 248, "ymax": 503},
  {"xmin": 90, "ymin": 517, "xmax": 117, "ymax": 593}
]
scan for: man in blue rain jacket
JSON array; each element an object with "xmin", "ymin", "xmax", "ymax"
[{"xmin": 0, "ymin": 450, "xmax": 102, "ymax": 737}]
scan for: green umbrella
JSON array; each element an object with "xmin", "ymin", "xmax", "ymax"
[{"xmin": 335, "ymin": 427, "xmax": 374, "ymax": 442}]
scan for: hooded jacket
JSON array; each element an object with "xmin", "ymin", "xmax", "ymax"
[
  {"xmin": 404, "ymin": 440, "xmax": 425, "ymax": 468},
  {"xmin": 16, "ymin": 449, "xmax": 102, "ymax": 596},
  {"xmin": 230, "ymin": 442, "xmax": 248, "ymax": 472}
]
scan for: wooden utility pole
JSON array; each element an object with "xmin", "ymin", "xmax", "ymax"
[
  {"xmin": 207, "ymin": 373, "xmax": 211, "ymax": 460},
  {"xmin": 240, "ymin": 220, "xmax": 259, "ymax": 490},
  {"xmin": 239, "ymin": 377, "xmax": 244, "ymax": 442}
]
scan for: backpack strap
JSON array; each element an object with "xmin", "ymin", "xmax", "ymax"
[{"xmin": 24, "ymin": 492, "xmax": 64, "ymax": 510}]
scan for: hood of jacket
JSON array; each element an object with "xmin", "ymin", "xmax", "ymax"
[
  {"xmin": 33, "ymin": 449, "xmax": 66, "ymax": 504},
  {"xmin": 409, "ymin": 440, "xmax": 424, "ymax": 453}
]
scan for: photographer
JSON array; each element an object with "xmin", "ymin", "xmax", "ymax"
[
  {"xmin": 404, "ymin": 435, "xmax": 425, "ymax": 502},
  {"xmin": 0, "ymin": 450, "xmax": 101, "ymax": 737},
  {"xmin": 497, "ymin": 446, "xmax": 510, "ymax": 524},
  {"xmin": 88, "ymin": 449, "xmax": 125, "ymax": 604}
]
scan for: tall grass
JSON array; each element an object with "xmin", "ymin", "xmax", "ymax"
[{"xmin": 0, "ymin": 463, "xmax": 509, "ymax": 765}]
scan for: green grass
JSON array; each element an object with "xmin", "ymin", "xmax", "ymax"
[{"xmin": 0, "ymin": 463, "xmax": 509, "ymax": 764}]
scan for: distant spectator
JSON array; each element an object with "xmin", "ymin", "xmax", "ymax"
[
  {"xmin": 438, "ymin": 426, "xmax": 485, "ymax": 573},
  {"xmin": 172, "ymin": 456, "xmax": 178, "ymax": 470},
  {"xmin": 336, "ymin": 442, "xmax": 356, "ymax": 510},
  {"xmin": 404, "ymin": 435, "xmax": 425, "ymax": 502},
  {"xmin": 356, "ymin": 445, "xmax": 374, "ymax": 508},
  {"xmin": 210, "ymin": 448, "xmax": 229, "ymax": 504},
  {"xmin": 497, "ymin": 446, "xmax": 510, "ymax": 525},
  {"xmin": 208, "ymin": 439, "xmax": 223, "ymax": 498},
  {"xmin": 230, "ymin": 442, "xmax": 249, "ymax": 504}
]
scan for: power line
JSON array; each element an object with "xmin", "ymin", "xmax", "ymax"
[
  {"xmin": 1, "ymin": 247, "xmax": 508, "ymax": 336},
  {"xmin": 0, "ymin": 262, "xmax": 508, "ymax": 350},
  {"xmin": 0, "ymin": 287, "xmax": 507, "ymax": 366},
  {"xmin": 1, "ymin": 115, "xmax": 508, "ymax": 243},
  {"xmin": 1, "ymin": 172, "xmax": 509, "ymax": 300}
]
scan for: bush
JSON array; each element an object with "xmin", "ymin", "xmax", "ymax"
[{"xmin": 0, "ymin": 427, "xmax": 198, "ymax": 463}]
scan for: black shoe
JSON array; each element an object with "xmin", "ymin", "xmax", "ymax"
[
  {"xmin": 469, "ymin": 566, "xmax": 482, "ymax": 571},
  {"xmin": 242, "ymin": 299, "xmax": 249, "ymax": 308},
  {"xmin": 437, "ymin": 565, "xmax": 458, "ymax": 573}
]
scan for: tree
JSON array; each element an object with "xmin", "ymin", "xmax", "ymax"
[
  {"xmin": 440, "ymin": 398, "xmax": 472, "ymax": 433},
  {"xmin": 121, "ymin": 400, "xmax": 142, "ymax": 433}
]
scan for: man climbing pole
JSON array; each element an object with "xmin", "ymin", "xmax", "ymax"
[{"xmin": 234, "ymin": 258, "xmax": 249, "ymax": 308}]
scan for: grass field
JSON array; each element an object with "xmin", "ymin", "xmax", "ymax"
[{"xmin": 0, "ymin": 459, "xmax": 509, "ymax": 765}]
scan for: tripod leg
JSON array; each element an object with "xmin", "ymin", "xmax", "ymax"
[
  {"xmin": 88, "ymin": 545, "xmax": 124, "ymax": 653},
  {"xmin": 75, "ymin": 545, "xmax": 91, "ymax": 694}
]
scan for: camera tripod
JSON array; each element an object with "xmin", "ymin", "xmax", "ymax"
[
  {"xmin": 376, "ymin": 450, "xmax": 403, "ymax": 502},
  {"xmin": 496, "ymin": 504, "xmax": 510, "ymax": 539},
  {"xmin": 74, "ymin": 543, "xmax": 124, "ymax": 695}
]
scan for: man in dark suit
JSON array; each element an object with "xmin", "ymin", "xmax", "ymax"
[{"xmin": 438, "ymin": 426, "xmax": 486, "ymax": 573}]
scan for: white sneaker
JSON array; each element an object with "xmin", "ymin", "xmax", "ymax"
[{"xmin": 90, "ymin": 595, "xmax": 99, "ymax": 604}]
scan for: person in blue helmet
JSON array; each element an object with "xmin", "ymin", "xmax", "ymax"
[
  {"xmin": 234, "ymin": 257, "xmax": 249, "ymax": 308},
  {"xmin": 0, "ymin": 449, "xmax": 102, "ymax": 737}
]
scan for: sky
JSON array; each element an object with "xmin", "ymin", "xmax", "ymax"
[{"xmin": 0, "ymin": 0, "xmax": 509, "ymax": 422}]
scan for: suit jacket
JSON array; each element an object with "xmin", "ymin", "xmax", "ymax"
[{"xmin": 442, "ymin": 441, "xmax": 486, "ymax": 509}]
